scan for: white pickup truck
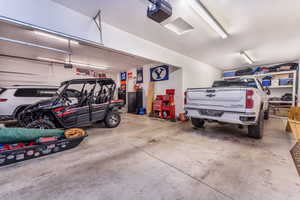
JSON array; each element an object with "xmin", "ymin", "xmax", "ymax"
[{"xmin": 184, "ymin": 77, "xmax": 270, "ymax": 139}]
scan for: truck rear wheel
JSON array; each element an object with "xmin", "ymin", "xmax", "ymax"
[
  {"xmin": 248, "ymin": 110, "xmax": 264, "ymax": 139},
  {"xmin": 191, "ymin": 118, "xmax": 205, "ymax": 128}
]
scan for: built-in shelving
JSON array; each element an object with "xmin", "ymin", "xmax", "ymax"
[
  {"xmin": 223, "ymin": 70, "xmax": 296, "ymax": 80},
  {"xmin": 223, "ymin": 69, "xmax": 298, "ymax": 110},
  {"xmin": 268, "ymin": 85, "xmax": 293, "ymax": 89},
  {"xmin": 269, "ymin": 101, "xmax": 293, "ymax": 104}
]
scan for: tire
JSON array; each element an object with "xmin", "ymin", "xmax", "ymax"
[
  {"xmin": 26, "ymin": 119, "xmax": 56, "ymax": 129},
  {"xmin": 248, "ymin": 110, "xmax": 264, "ymax": 139},
  {"xmin": 264, "ymin": 107, "xmax": 269, "ymax": 120},
  {"xmin": 191, "ymin": 118, "xmax": 205, "ymax": 128},
  {"xmin": 104, "ymin": 111, "xmax": 121, "ymax": 128},
  {"xmin": 14, "ymin": 106, "xmax": 27, "ymax": 120}
]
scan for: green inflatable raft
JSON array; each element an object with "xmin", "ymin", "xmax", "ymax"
[{"xmin": 0, "ymin": 128, "xmax": 64, "ymax": 144}]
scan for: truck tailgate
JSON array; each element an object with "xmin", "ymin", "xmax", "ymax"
[{"xmin": 186, "ymin": 87, "xmax": 247, "ymax": 112}]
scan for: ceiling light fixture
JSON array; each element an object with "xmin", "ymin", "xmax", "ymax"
[
  {"xmin": 70, "ymin": 61, "xmax": 107, "ymax": 70},
  {"xmin": 0, "ymin": 37, "xmax": 71, "ymax": 55},
  {"xmin": 187, "ymin": 0, "xmax": 228, "ymax": 39},
  {"xmin": 34, "ymin": 31, "xmax": 79, "ymax": 45},
  {"xmin": 240, "ymin": 51, "xmax": 254, "ymax": 64},
  {"xmin": 37, "ymin": 57, "xmax": 64, "ymax": 63},
  {"xmin": 37, "ymin": 57, "xmax": 108, "ymax": 69}
]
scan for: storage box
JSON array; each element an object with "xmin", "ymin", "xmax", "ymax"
[
  {"xmin": 275, "ymin": 107, "xmax": 290, "ymax": 117},
  {"xmin": 271, "ymin": 79, "xmax": 279, "ymax": 87},
  {"xmin": 279, "ymin": 65, "xmax": 292, "ymax": 71},
  {"xmin": 288, "ymin": 120, "xmax": 300, "ymax": 140},
  {"xmin": 262, "ymin": 80, "xmax": 271, "ymax": 86},
  {"xmin": 279, "ymin": 78, "xmax": 293, "ymax": 85},
  {"xmin": 166, "ymin": 89, "xmax": 175, "ymax": 95},
  {"xmin": 275, "ymin": 74, "xmax": 292, "ymax": 79},
  {"xmin": 223, "ymin": 71, "xmax": 236, "ymax": 77}
]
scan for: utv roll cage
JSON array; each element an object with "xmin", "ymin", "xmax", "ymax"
[{"xmin": 56, "ymin": 78, "xmax": 116, "ymax": 106}]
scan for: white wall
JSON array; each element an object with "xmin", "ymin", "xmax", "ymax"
[
  {"xmin": 117, "ymin": 64, "xmax": 184, "ymax": 116},
  {"xmin": 0, "ymin": 57, "xmax": 118, "ymax": 86}
]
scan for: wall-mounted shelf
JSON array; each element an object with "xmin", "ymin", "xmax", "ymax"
[
  {"xmin": 268, "ymin": 85, "xmax": 293, "ymax": 89},
  {"xmin": 223, "ymin": 70, "xmax": 296, "ymax": 80},
  {"xmin": 223, "ymin": 69, "xmax": 298, "ymax": 108},
  {"xmin": 269, "ymin": 101, "xmax": 293, "ymax": 104}
]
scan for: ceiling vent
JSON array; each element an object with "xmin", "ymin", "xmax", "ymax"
[{"xmin": 164, "ymin": 17, "xmax": 194, "ymax": 35}]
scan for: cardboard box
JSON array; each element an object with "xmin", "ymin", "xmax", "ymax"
[
  {"xmin": 275, "ymin": 107, "xmax": 290, "ymax": 117},
  {"xmin": 271, "ymin": 79, "xmax": 279, "ymax": 87},
  {"xmin": 274, "ymin": 74, "xmax": 292, "ymax": 79}
]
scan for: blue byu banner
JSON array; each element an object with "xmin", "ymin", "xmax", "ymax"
[
  {"xmin": 120, "ymin": 72, "xmax": 127, "ymax": 81},
  {"xmin": 150, "ymin": 65, "xmax": 169, "ymax": 82}
]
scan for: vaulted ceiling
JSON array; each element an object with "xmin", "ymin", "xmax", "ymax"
[{"xmin": 52, "ymin": 0, "xmax": 300, "ymax": 70}]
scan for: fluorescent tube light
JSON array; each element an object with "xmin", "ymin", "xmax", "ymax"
[
  {"xmin": 37, "ymin": 57, "xmax": 108, "ymax": 70},
  {"xmin": 70, "ymin": 62, "xmax": 107, "ymax": 70},
  {"xmin": 37, "ymin": 57, "xmax": 64, "ymax": 63},
  {"xmin": 0, "ymin": 37, "xmax": 71, "ymax": 55},
  {"xmin": 240, "ymin": 52, "xmax": 254, "ymax": 64},
  {"xmin": 34, "ymin": 31, "xmax": 79, "ymax": 45},
  {"xmin": 187, "ymin": 0, "xmax": 228, "ymax": 39}
]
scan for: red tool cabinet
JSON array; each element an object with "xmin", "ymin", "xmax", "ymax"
[{"xmin": 153, "ymin": 89, "xmax": 176, "ymax": 120}]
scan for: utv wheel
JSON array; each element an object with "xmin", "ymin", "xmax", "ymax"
[
  {"xmin": 26, "ymin": 119, "xmax": 56, "ymax": 129},
  {"xmin": 191, "ymin": 118, "xmax": 205, "ymax": 128},
  {"xmin": 104, "ymin": 111, "xmax": 121, "ymax": 128},
  {"xmin": 17, "ymin": 111, "xmax": 31, "ymax": 127},
  {"xmin": 248, "ymin": 110, "xmax": 264, "ymax": 139}
]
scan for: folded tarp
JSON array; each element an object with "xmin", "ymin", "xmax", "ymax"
[{"xmin": 0, "ymin": 128, "xmax": 64, "ymax": 144}]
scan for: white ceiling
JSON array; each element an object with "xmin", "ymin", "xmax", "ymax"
[
  {"xmin": 0, "ymin": 21, "xmax": 155, "ymax": 72},
  {"xmin": 52, "ymin": 0, "xmax": 300, "ymax": 70}
]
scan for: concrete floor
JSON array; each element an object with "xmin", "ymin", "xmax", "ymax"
[{"xmin": 0, "ymin": 114, "xmax": 300, "ymax": 200}]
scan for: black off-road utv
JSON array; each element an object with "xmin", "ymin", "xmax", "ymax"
[{"xmin": 18, "ymin": 78, "xmax": 124, "ymax": 129}]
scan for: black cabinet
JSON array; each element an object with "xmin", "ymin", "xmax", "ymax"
[
  {"xmin": 118, "ymin": 88, "xmax": 126, "ymax": 104},
  {"xmin": 127, "ymin": 89, "xmax": 143, "ymax": 114}
]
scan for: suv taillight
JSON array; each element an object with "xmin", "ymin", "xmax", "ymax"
[
  {"xmin": 0, "ymin": 98, "xmax": 7, "ymax": 102},
  {"xmin": 246, "ymin": 90, "xmax": 254, "ymax": 109},
  {"xmin": 184, "ymin": 92, "xmax": 187, "ymax": 105}
]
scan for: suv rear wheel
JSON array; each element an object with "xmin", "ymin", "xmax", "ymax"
[
  {"xmin": 248, "ymin": 110, "xmax": 264, "ymax": 139},
  {"xmin": 26, "ymin": 119, "xmax": 56, "ymax": 129},
  {"xmin": 191, "ymin": 118, "xmax": 205, "ymax": 128},
  {"xmin": 104, "ymin": 111, "xmax": 121, "ymax": 128}
]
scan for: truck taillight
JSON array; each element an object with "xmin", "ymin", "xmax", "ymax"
[
  {"xmin": 0, "ymin": 98, "xmax": 7, "ymax": 102},
  {"xmin": 184, "ymin": 92, "xmax": 187, "ymax": 104},
  {"xmin": 246, "ymin": 90, "xmax": 254, "ymax": 109}
]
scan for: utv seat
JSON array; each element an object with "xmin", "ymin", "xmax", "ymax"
[{"xmin": 79, "ymin": 91, "xmax": 88, "ymax": 106}]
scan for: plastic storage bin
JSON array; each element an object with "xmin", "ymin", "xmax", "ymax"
[
  {"xmin": 223, "ymin": 71, "xmax": 236, "ymax": 77},
  {"xmin": 279, "ymin": 78, "xmax": 293, "ymax": 85},
  {"xmin": 262, "ymin": 80, "xmax": 271, "ymax": 86}
]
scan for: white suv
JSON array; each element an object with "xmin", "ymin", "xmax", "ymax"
[{"xmin": 0, "ymin": 85, "xmax": 58, "ymax": 121}]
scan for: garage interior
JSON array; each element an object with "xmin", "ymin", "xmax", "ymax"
[{"xmin": 0, "ymin": 0, "xmax": 300, "ymax": 200}]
